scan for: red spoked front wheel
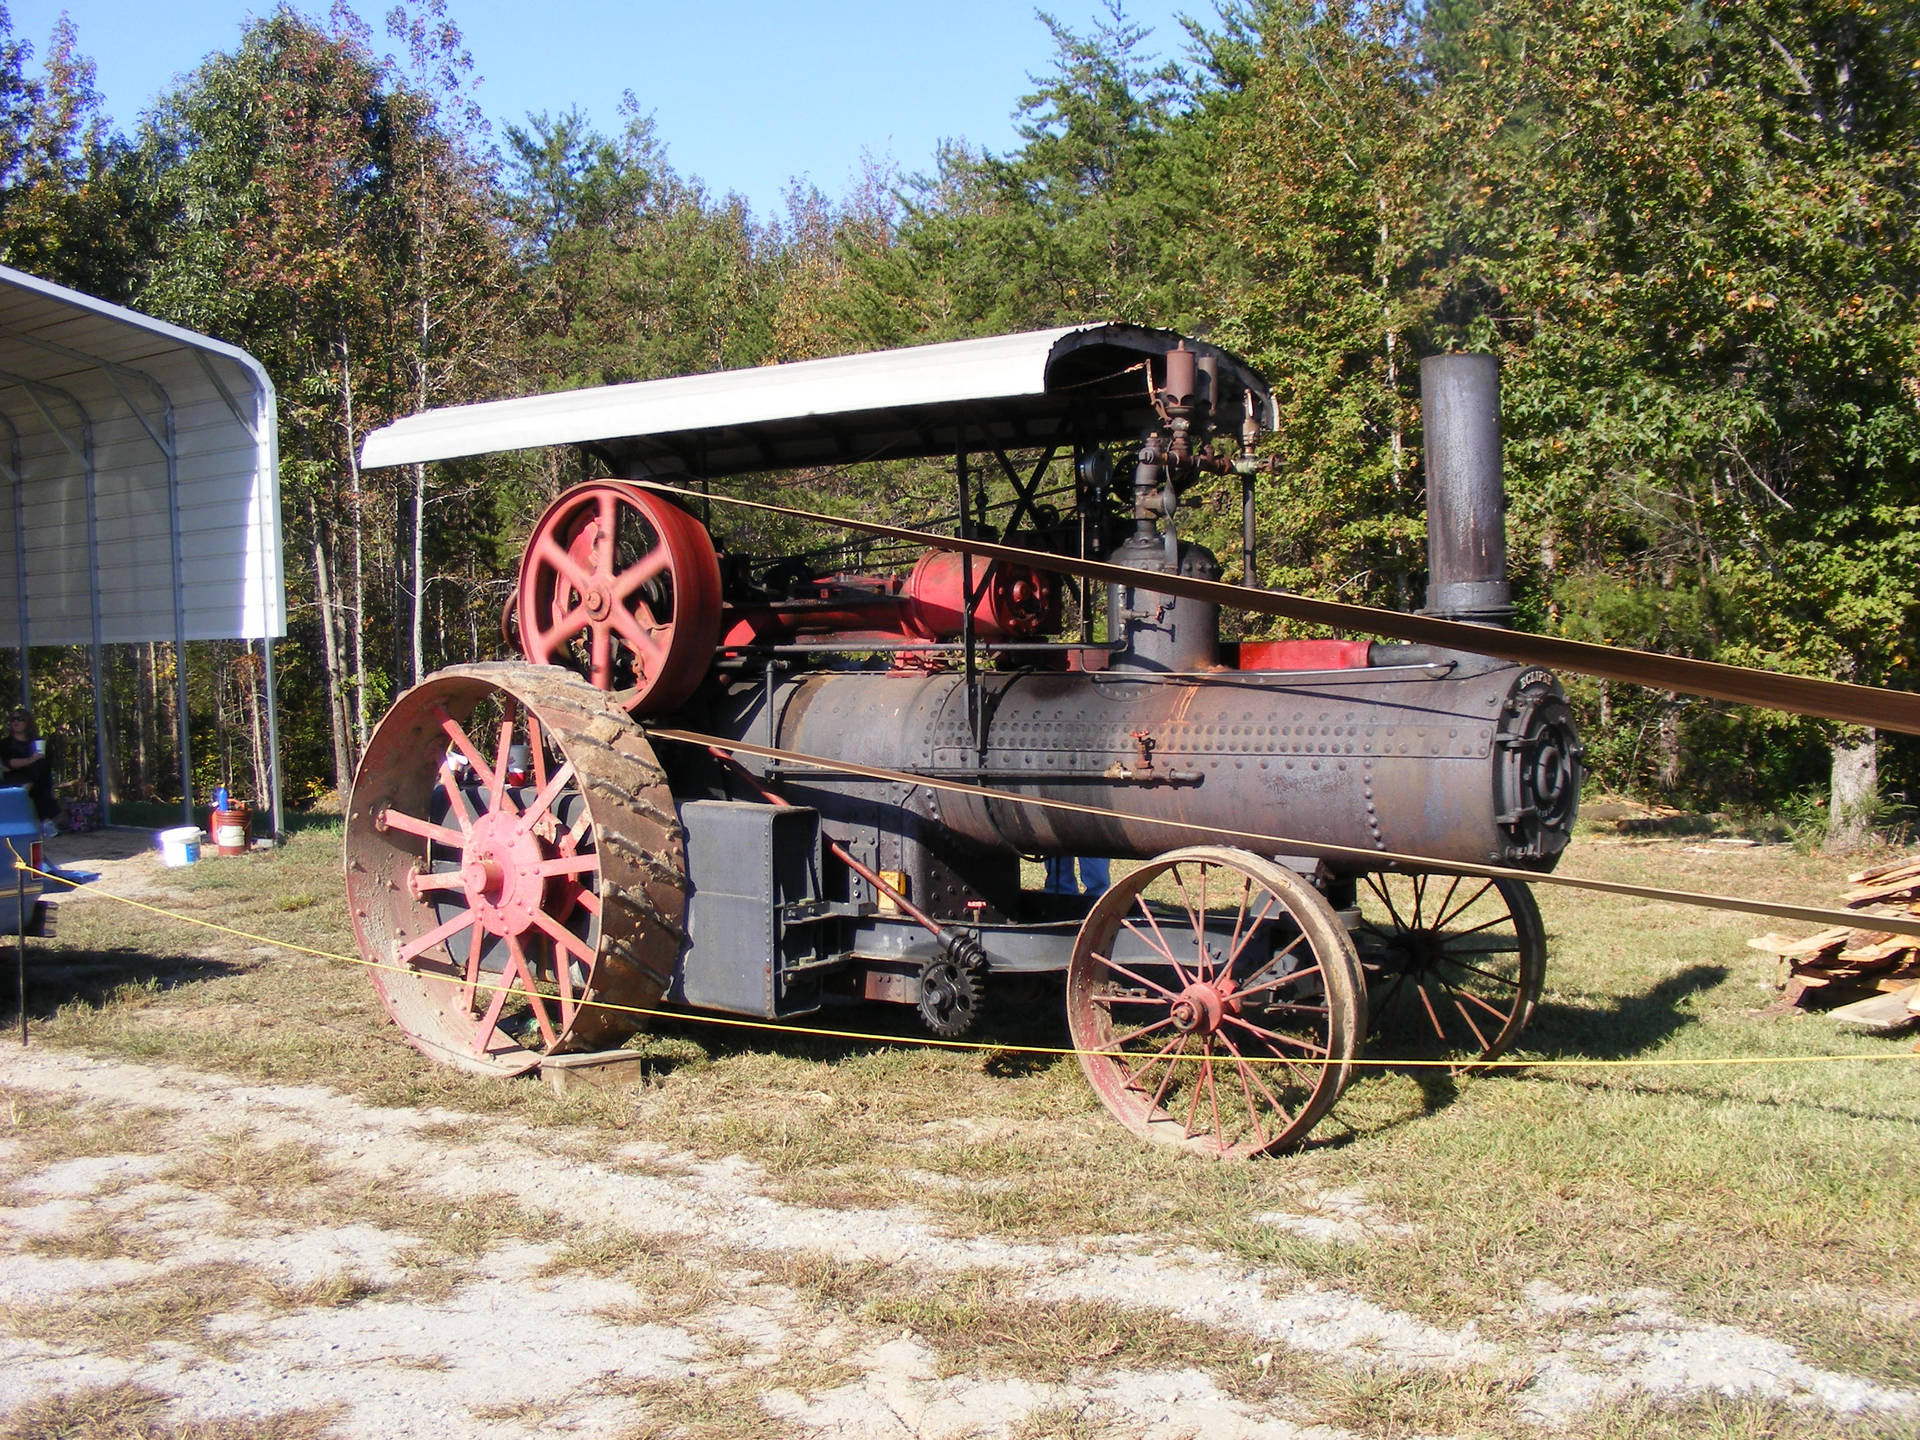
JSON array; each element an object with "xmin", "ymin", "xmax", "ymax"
[
  {"xmin": 345, "ymin": 663, "xmax": 686, "ymax": 1075},
  {"xmin": 1065, "ymin": 846, "xmax": 1365, "ymax": 1158},
  {"xmin": 514, "ymin": 482, "xmax": 722, "ymax": 716}
]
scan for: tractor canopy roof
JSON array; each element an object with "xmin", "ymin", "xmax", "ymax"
[{"xmin": 359, "ymin": 324, "xmax": 1275, "ymax": 479}]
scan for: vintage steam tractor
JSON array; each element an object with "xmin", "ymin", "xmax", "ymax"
[{"xmin": 346, "ymin": 326, "xmax": 1585, "ymax": 1157}]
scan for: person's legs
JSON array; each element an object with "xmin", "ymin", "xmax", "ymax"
[
  {"xmin": 1078, "ymin": 857, "xmax": 1110, "ymax": 895},
  {"xmin": 22, "ymin": 761, "xmax": 55, "ymax": 823}
]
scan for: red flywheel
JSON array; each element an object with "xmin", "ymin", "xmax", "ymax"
[{"xmin": 514, "ymin": 481, "xmax": 722, "ymax": 715}]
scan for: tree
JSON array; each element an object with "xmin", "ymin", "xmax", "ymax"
[
  {"xmin": 136, "ymin": 3, "xmax": 521, "ymax": 790},
  {"xmin": 1422, "ymin": 0, "xmax": 1920, "ymax": 830},
  {"xmin": 1208, "ymin": 1, "xmax": 1432, "ymax": 603},
  {"xmin": 840, "ymin": 2, "xmax": 1217, "ymax": 345},
  {"xmin": 378, "ymin": 0, "xmax": 520, "ymax": 686},
  {"xmin": 0, "ymin": 10, "xmax": 148, "ymax": 300}
]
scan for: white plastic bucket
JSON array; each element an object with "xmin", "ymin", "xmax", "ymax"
[{"xmin": 158, "ymin": 825, "xmax": 201, "ymax": 867}]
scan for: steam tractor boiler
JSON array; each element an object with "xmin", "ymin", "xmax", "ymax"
[{"xmin": 347, "ymin": 325, "xmax": 1583, "ymax": 1157}]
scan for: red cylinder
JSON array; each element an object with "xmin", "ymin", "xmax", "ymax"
[
  {"xmin": 209, "ymin": 803, "xmax": 252, "ymax": 856},
  {"xmin": 904, "ymin": 551, "xmax": 1058, "ymax": 640}
]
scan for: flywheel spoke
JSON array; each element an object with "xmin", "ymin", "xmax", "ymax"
[
  {"xmin": 535, "ymin": 535, "xmax": 599, "ymax": 599},
  {"xmin": 613, "ymin": 546, "xmax": 673, "ymax": 600},
  {"xmin": 511, "ymin": 484, "xmax": 721, "ymax": 716}
]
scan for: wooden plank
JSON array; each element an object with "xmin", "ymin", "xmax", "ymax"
[
  {"xmin": 1847, "ymin": 857, "xmax": 1920, "ymax": 886},
  {"xmin": 1836, "ymin": 935, "xmax": 1911, "ymax": 965},
  {"xmin": 1841, "ymin": 876, "xmax": 1920, "ymax": 905},
  {"xmin": 1751, "ymin": 927, "xmax": 1852, "ymax": 960},
  {"xmin": 1829, "ymin": 986, "xmax": 1920, "ymax": 1034}
]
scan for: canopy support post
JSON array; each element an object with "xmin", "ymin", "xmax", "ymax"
[
  {"xmin": 81, "ymin": 424, "xmax": 110, "ymax": 825},
  {"xmin": 3, "ymin": 421, "xmax": 27, "ymax": 707},
  {"xmin": 162, "ymin": 404, "xmax": 192, "ymax": 824},
  {"xmin": 263, "ymin": 637, "xmax": 283, "ymax": 842}
]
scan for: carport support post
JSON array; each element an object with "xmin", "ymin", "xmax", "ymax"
[
  {"xmin": 163, "ymin": 405, "xmax": 192, "ymax": 825},
  {"xmin": 263, "ymin": 637, "xmax": 283, "ymax": 842},
  {"xmin": 6, "ymin": 426, "xmax": 27, "ymax": 708},
  {"xmin": 13, "ymin": 847, "xmax": 24, "ymax": 1045},
  {"xmin": 81, "ymin": 427, "xmax": 110, "ymax": 825}
]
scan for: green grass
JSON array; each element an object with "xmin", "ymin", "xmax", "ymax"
[{"xmin": 10, "ymin": 824, "xmax": 1920, "ymax": 1431}]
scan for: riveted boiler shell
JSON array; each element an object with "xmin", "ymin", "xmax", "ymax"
[{"xmin": 734, "ymin": 660, "xmax": 1576, "ymax": 870}]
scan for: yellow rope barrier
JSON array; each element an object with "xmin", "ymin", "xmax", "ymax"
[{"xmin": 20, "ymin": 862, "xmax": 1919, "ymax": 1072}]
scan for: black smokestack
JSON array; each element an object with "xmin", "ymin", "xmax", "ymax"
[{"xmin": 1420, "ymin": 354, "xmax": 1512, "ymax": 626}]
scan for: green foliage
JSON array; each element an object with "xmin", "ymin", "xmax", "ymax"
[
  {"xmin": 1206, "ymin": 1, "xmax": 1434, "ymax": 608},
  {"xmin": 837, "ymin": 2, "xmax": 1222, "ymax": 345},
  {"xmin": 5, "ymin": 1, "xmax": 1915, "ymax": 822},
  {"xmin": 0, "ymin": 10, "xmax": 149, "ymax": 299}
]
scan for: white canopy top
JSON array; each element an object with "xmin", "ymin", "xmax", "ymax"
[
  {"xmin": 361, "ymin": 324, "xmax": 1277, "ymax": 478},
  {"xmin": 0, "ymin": 265, "xmax": 284, "ymax": 647}
]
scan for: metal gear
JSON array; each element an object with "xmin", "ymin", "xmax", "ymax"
[{"xmin": 917, "ymin": 937, "xmax": 986, "ymax": 1038}]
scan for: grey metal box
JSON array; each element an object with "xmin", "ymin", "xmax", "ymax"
[{"xmin": 672, "ymin": 800, "xmax": 831, "ymax": 1019}]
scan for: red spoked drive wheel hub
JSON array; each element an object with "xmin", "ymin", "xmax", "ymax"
[
  {"xmin": 1064, "ymin": 846, "xmax": 1366, "ymax": 1158},
  {"xmin": 514, "ymin": 482, "xmax": 723, "ymax": 715},
  {"xmin": 346, "ymin": 663, "xmax": 686, "ymax": 1076}
]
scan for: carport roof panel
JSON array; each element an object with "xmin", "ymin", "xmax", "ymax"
[
  {"xmin": 0, "ymin": 265, "xmax": 284, "ymax": 646},
  {"xmin": 359, "ymin": 324, "xmax": 1279, "ymax": 478}
]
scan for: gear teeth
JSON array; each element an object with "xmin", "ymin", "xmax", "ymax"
[{"xmin": 917, "ymin": 946, "xmax": 987, "ymax": 1039}]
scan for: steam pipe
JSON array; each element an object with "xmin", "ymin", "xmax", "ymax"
[{"xmin": 1421, "ymin": 354, "xmax": 1512, "ymax": 626}]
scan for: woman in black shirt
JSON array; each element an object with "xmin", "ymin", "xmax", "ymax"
[{"xmin": 2, "ymin": 709, "xmax": 57, "ymax": 835}]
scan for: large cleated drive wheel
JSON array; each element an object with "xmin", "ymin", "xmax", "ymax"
[
  {"xmin": 1352, "ymin": 871, "xmax": 1545, "ymax": 1068},
  {"xmin": 345, "ymin": 663, "xmax": 687, "ymax": 1076},
  {"xmin": 514, "ymin": 481, "xmax": 723, "ymax": 716},
  {"xmin": 1065, "ymin": 846, "xmax": 1365, "ymax": 1159}
]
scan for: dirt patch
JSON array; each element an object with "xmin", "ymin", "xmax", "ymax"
[{"xmin": 3, "ymin": 1046, "xmax": 1912, "ymax": 1439}]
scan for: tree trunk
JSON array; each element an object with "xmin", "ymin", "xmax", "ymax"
[
  {"xmin": 159, "ymin": 643, "xmax": 179, "ymax": 802},
  {"xmin": 134, "ymin": 642, "xmax": 153, "ymax": 800},
  {"xmin": 1656, "ymin": 694, "xmax": 1681, "ymax": 792},
  {"xmin": 411, "ymin": 462, "xmax": 426, "ymax": 686},
  {"xmin": 310, "ymin": 496, "xmax": 353, "ymax": 791},
  {"xmin": 213, "ymin": 646, "xmax": 231, "ymax": 793},
  {"xmin": 341, "ymin": 339, "xmax": 370, "ymax": 755},
  {"xmin": 244, "ymin": 641, "xmax": 269, "ymax": 810},
  {"xmin": 1825, "ymin": 728, "xmax": 1878, "ymax": 853}
]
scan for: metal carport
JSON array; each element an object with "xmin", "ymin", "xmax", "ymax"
[{"xmin": 0, "ymin": 264, "xmax": 285, "ymax": 836}]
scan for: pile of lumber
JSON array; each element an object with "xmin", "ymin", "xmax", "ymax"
[{"xmin": 1750, "ymin": 855, "xmax": 1920, "ymax": 1032}]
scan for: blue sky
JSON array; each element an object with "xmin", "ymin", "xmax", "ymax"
[{"xmin": 15, "ymin": 1, "xmax": 1210, "ymax": 218}]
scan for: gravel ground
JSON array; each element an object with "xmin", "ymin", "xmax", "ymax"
[{"xmin": 3, "ymin": 1044, "xmax": 1914, "ymax": 1438}]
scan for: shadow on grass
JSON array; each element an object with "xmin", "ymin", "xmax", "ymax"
[
  {"xmin": 614, "ymin": 969, "xmax": 1738, "ymax": 1150},
  {"xmin": 1526, "ymin": 962, "xmax": 1729, "ymax": 1059},
  {"xmin": 1323, "ymin": 964, "xmax": 1735, "ymax": 1145},
  {"xmin": 2, "ymin": 944, "xmax": 247, "ymax": 1026}
]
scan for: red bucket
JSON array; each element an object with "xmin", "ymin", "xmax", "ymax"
[{"xmin": 209, "ymin": 803, "xmax": 252, "ymax": 856}]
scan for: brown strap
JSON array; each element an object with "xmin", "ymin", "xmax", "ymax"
[{"xmin": 638, "ymin": 480, "xmax": 1920, "ymax": 736}]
